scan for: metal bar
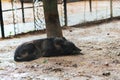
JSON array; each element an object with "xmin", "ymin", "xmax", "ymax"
[
  {"xmin": 21, "ymin": 0, "xmax": 25, "ymax": 23},
  {"xmin": 33, "ymin": 1, "xmax": 36, "ymax": 30},
  {"xmin": 11, "ymin": 0, "xmax": 17, "ymax": 35},
  {"xmin": 2, "ymin": 5, "xmax": 42, "ymax": 12},
  {"xmin": 0, "ymin": 0, "xmax": 5, "ymax": 38},
  {"xmin": 63, "ymin": 0, "xmax": 67, "ymax": 26},
  {"xmin": 110, "ymin": 0, "xmax": 113, "ymax": 18},
  {"xmin": 89, "ymin": 0, "xmax": 92, "ymax": 12}
]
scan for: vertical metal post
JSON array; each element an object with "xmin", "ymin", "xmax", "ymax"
[
  {"xmin": 0, "ymin": 0, "xmax": 5, "ymax": 38},
  {"xmin": 11, "ymin": 0, "xmax": 17, "ymax": 35},
  {"xmin": 89, "ymin": 0, "xmax": 92, "ymax": 12},
  {"xmin": 63, "ymin": 0, "xmax": 67, "ymax": 26},
  {"xmin": 110, "ymin": 0, "xmax": 113, "ymax": 18},
  {"xmin": 21, "ymin": 0, "xmax": 25, "ymax": 23},
  {"xmin": 33, "ymin": 0, "xmax": 36, "ymax": 30}
]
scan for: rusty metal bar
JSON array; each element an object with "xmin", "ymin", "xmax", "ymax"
[{"xmin": 0, "ymin": 0, "xmax": 5, "ymax": 38}]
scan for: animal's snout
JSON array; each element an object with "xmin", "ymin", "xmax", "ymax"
[{"xmin": 14, "ymin": 52, "xmax": 29, "ymax": 61}]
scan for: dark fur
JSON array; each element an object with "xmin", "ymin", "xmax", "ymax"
[{"xmin": 14, "ymin": 37, "xmax": 81, "ymax": 62}]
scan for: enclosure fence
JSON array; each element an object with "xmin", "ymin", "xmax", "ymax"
[{"xmin": 0, "ymin": 0, "xmax": 120, "ymax": 38}]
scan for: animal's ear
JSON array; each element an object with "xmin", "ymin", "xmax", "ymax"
[
  {"xmin": 54, "ymin": 37, "xmax": 65, "ymax": 45},
  {"xmin": 26, "ymin": 42, "xmax": 34, "ymax": 46},
  {"xmin": 28, "ymin": 43, "xmax": 37, "ymax": 51},
  {"xmin": 28, "ymin": 42, "xmax": 42, "ymax": 56},
  {"xmin": 62, "ymin": 37, "xmax": 67, "ymax": 40},
  {"xmin": 26, "ymin": 42, "xmax": 36, "ymax": 48},
  {"xmin": 54, "ymin": 37, "xmax": 66, "ymax": 41}
]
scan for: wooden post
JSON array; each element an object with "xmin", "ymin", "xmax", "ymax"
[
  {"xmin": 110, "ymin": 0, "xmax": 113, "ymax": 18},
  {"xmin": 63, "ymin": 0, "xmax": 67, "ymax": 26},
  {"xmin": 0, "ymin": 0, "xmax": 5, "ymax": 38}
]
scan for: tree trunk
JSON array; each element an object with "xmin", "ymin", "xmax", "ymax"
[{"xmin": 43, "ymin": 0, "xmax": 63, "ymax": 38}]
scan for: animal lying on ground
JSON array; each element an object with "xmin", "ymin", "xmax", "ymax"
[{"xmin": 14, "ymin": 37, "xmax": 82, "ymax": 62}]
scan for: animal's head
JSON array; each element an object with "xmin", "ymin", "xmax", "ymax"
[
  {"xmin": 14, "ymin": 42, "xmax": 39, "ymax": 62},
  {"xmin": 64, "ymin": 41, "xmax": 82, "ymax": 54},
  {"xmin": 54, "ymin": 37, "xmax": 82, "ymax": 55}
]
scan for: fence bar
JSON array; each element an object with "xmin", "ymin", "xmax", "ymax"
[
  {"xmin": 0, "ymin": 0, "xmax": 5, "ymax": 38},
  {"xmin": 110, "ymin": 0, "xmax": 113, "ymax": 18},
  {"xmin": 11, "ymin": 1, "xmax": 16, "ymax": 35},
  {"xmin": 21, "ymin": 0, "xmax": 25, "ymax": 23},
  {"xmin": 2, "ymin": 6, "xmax": 35, "ymax": 12},
  {"xmin": 63, "ymin": 0, "xmax": 67, "ymax": 26},
  {"xmin": 33, "ymin": 1, "xmax": 36, "ymax": 30},
  {"xmin": 89, "ymin": 0, "xmax": 92, "ymax": 12}
]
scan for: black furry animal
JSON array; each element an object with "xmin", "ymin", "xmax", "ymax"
[{"xmin": 14, "ymin": 37, "xmax": 81, "ymax": 62}]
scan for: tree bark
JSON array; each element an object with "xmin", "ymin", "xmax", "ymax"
[{"xmin": 43, "ymin": 0, "xmax": 63, "ymax": 38}]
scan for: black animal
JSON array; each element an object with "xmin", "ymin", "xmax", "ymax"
[{"xmin": 14, "ymin": 37, "xmax": 81, "ymax": 62}]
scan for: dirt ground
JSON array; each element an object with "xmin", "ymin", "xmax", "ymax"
[{"xmin": 0, "ymin": 20, "xmax": 120, "ymax": 80}]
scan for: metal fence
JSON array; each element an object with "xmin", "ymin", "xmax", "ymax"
[
  {"xmin": 0, "ymin": 0, "xmax": 66, "ymax": 38},
  {"xmin": 66, "ymin": 0, "xmax": 120, "ymax": 26},
  {"xmin": 0, "ymin": 0, "xmax": 120, "ymax": 38}
]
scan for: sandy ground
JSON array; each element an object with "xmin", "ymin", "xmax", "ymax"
[{"xmin": 0, "ymin": 20, "xmax": 120, "ymax": 80}]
